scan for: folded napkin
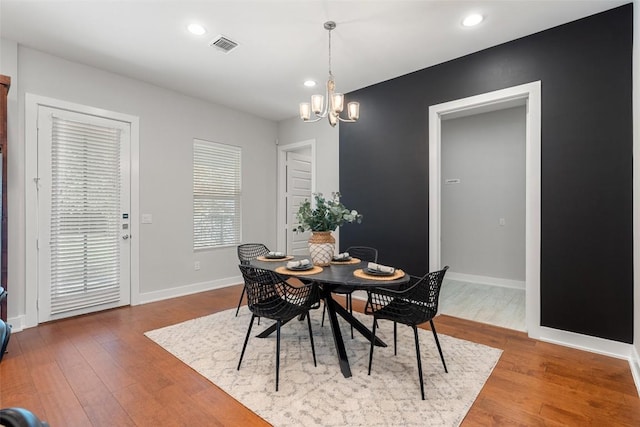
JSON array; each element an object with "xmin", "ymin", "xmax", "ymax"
[
  {"xmin": 287, "ymin": 259, "xmax": 311, "ymax": 269},
  {"xmin": 333, "ymin": 252, "xmax": 350, "ymax": 260},
  {"xmin": 268, "ymin": 251, "xmax": 285, "ymax": 257},
  {"xmin": 367, "ymin": 262, "xmax": 395, "ymax": 274}
]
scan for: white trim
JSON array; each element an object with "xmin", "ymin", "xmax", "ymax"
[
  {"xmin": 276, "ymin": 139, "xmax": 316, "ymax": 252},
  {"xmin": 538, "ymin": 326, "xmax": 634, "ymax": 361},
  {"xmin": 631, "ymin": 346, "xmax": 640, "ymax": 397},
  {"xmin": 632, "ymin": 0, "xmax": 640, "ymax": 399},
  {"xmin": 429, "ymin": 81, "xmax": 541, "ymax": 338},
  {"xmin": 137, "ymin": 276, "xmax": 242, "ymax": 305},
  {"xmin": 6, "ymin": 315, "xmax": 26, "ymax": 333},
  {"xmin": 446, "ymin": 271, "xmax": 525, "ymax": 290},
  {"xmin": 24, "ymin": 93, "xmax": 140, "ymax": 327}
]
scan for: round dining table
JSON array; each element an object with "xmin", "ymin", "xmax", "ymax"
[{"xmin": 249, "ymin": 256, "xmax": 409, "ymax": 378}]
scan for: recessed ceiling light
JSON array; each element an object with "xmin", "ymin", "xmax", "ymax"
[
  {"xmin": 304, "ymin": 80, "xmax": 317, "ymax": 88},
  {"xmin": 187, "ymin": 23, "xmax": 206, "ymax": 35},
  {"xmin": 462, "ymin": 14, "xmax": 484, "ymax": 27}
]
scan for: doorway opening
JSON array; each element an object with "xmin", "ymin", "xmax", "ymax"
[{"xmin": 428, "ymin": 81, "xmax": 541, "ymax": 338}]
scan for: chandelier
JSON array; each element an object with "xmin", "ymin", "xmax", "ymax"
[{"xmin": 299, "ymin": 21, "xmax": 360, "ymax": 127}]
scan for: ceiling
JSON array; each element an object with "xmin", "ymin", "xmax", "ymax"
[{"xmin": 0, "ymin": 1, "xmax": 627, "ymax": 122}]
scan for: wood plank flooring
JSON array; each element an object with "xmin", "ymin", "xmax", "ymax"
[{"xmin": 1, "ymin": 285, "xmax": 639, "ymax": 426}]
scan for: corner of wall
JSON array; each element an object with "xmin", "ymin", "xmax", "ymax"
[{"xmin": 632, "ymin": 0, "xmax": 640, "ymax": 389}]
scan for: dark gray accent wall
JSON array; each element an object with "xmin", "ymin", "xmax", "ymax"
[{"xmin": 339, "ymin": 4, "xmax": 633, "ymax": 343}]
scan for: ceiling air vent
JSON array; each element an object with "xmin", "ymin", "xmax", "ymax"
[{"xmin": 209, "ymin": 35, "xmax": 238, "ymax": 53}]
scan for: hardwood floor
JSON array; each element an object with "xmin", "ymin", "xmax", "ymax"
[{"xmin": 2, "ymin": 285, "xmax": 639, "ymax": 426}]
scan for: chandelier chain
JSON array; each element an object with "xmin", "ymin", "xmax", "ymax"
[{"xmin": 328, "ymin": 28, "xmax": 333, "ymax": 78}]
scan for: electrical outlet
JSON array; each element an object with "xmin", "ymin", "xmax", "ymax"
[
  {"xmin": 194, "ymin": 261, "xmax": 200, "ymax": 270},
  {"xmin": 499, "ymin": 218, "xmax": 506, "ymax": 226}
]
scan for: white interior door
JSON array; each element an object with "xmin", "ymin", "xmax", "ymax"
[
  {"xmin": 286, "ymin": 151, "xmax": 312, "ymax": 255},
  {"xmin": 37, "ymin": 106, "xmax": 131, "ymax": 322}
]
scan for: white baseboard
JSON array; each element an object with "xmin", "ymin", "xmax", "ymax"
[
  {"xmin": 6, "ymin": 315, "xmax": 26, "ymax": 333},
  {"xmin": 537, "ymin": 326, "xmax": 634, "ymax": 360},
  {"xmin": 137, "ymin": 275, "xmax": 242, "ymax": 305},
  {"xmin": 446, "ymin": 271, "xmax": 525, "ymax": 290},
  {"xmin": 7, "ymin": 278, "xmax": 243, "ymax": 332},
  {"xmin": 629, "ymin": 346, "xmax": 640, "ymax": 396}
]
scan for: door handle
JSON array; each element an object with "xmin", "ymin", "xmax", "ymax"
[{"xmin": 122, "ymin": 234, "xmax": 130, "ymax": 240}]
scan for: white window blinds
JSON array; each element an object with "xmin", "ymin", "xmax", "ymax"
[
  {"xmin": 193, "ymin": 139, "xmax": 242, "ymax": 249},
  {"xmin": 49, "ymin": 116, "xmax": 121, "ymax": 314}
]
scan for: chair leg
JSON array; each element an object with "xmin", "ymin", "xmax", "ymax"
[
  {"xmin": 235, "ymin": 287, "xmax": 260, "ymax": 324},
  {"xmin": 348, "ymin": 294, "xmax": 354, "ymax": 339},
  {"xmin": 429, "ymin": 319, "xmax": 448, "ymax": 373},
  {"xmin": 235, "ymin": 286, "xmax": 246, "ymax": 316},
  {"xmin": 321, "ymin": 302, "xmax": 326, "ymax": 327},
  {"xmin": 413, "ymin": 325, "xmax": 425, "ymax": 400},
  {"xmin": 393, "ymin": 321, "xmax": 397, "ymax": 356},
  {"xmin": 368, "ymin": 317, "xmax": 378, "ymax": 375},
  {"xmin": 306, "ymin": 313, "xmax": 317, "ymax": 367},
  {"xmin": 237, "ymin": 314, "xmax": 255, "ymax": 370},
  {"xmin": 276, "ymin": 320, "xmax": 281, "ymax": 392}
]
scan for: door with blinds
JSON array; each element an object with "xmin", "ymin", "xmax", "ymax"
[{"xmin": 37, "ymin": 106, "xmax": 131, "ymax": 322}]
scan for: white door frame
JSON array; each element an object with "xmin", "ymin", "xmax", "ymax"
[
  {"xmin": 276, "ymin": 139, "xmax": 316, "ymax": 252},
  {"xmin": 24, "ymin": 94, "xmax": 140, "ymax": 328},
  {"xmin": 428, "ymin": 81, "xmax": 541, "ymax": 338}
]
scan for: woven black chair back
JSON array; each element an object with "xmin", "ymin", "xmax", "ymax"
[
  {"xmin": 344, "ymin": 246, "xmax": 378, "ymax": 263},
  {"xmin": 238, "ymin": 265, "xmax": 318, "ymax": 321},
  {"xmin": 237, "ymin": 243, "xmax": 270, "ymax": 264}
]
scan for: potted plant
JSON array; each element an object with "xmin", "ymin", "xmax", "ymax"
[{"xmin": 295, "ymin": 192, "xmax": 362, "ymax": 266}]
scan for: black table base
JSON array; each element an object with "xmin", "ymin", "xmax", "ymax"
[{"xmin": 256, "ymin": 290, "xmax": 386, "ymax": 378}]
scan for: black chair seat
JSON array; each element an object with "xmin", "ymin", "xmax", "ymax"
[
  {"xmin": 371, "ymin": 299, "xmax": 436, "ymax": 326},
  {"xmin": 329, "ymin": 284, "xmax": 352, "ymax": 294},
  {"xmin": 251, "ymin": 294, "xmax": 314, "ymax": 321}
]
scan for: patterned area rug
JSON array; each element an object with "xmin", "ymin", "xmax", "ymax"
[{"xmin": 145, "ymin": 308, "xmax": 502, "ymax": 427}]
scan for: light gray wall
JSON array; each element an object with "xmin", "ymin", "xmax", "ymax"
[
  {"xmin": 441, "ymin": 106, "xmax": 526, "ymax": 281},
  {"xmin": 2, "ymin": 40, "xmax": 278, "ymax": 322}
]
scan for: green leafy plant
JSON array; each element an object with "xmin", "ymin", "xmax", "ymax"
[{"xmin": 295, "ymin": 192, "xmax": 363, "ymax": 232}]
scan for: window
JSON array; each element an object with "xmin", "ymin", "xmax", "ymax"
[{"xmin": 193, "ymin": 139, "xmax": 241, "ymax": 249}]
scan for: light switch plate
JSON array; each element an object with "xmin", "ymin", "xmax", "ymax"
[{"xmin": 142, "ymin": 214, "xmax": 153, "ymax": 224}]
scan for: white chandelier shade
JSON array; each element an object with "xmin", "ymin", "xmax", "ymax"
[{"xmin": 299, "ymin": 21, "xmax": 360, "ymax": 127}]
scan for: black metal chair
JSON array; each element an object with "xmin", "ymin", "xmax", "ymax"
[
  {"xmin": 364, "ymin": 266, "xmax": 449, "ymax": 400},
  {"xmin": 236, "ymin": 243, "xmax": 270, "ymax": 316},
  {"xmin": 322, "ymin": 246, "xmax": 378, "ymax": 338},
  {"xmin": 237, "ymin": 265, "xmax": 320, "ymax": 391}
]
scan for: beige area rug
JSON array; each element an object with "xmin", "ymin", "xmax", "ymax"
[{"xmin": 145, "ymin": 308, "xmax": 502, "ymax": 427}]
